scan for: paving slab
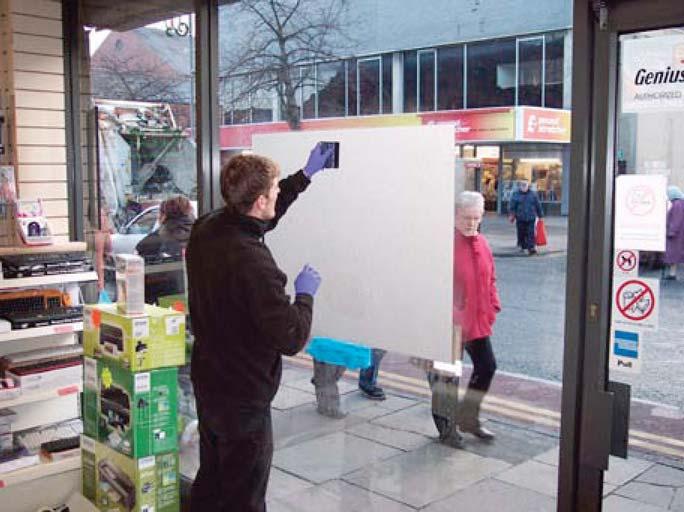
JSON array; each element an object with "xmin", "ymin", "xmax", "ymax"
[
  {"xmin": 495, "ymin": 460, "xmax": 558, "ymax": 497},
  {"xmin": 615, "ymin": 481, "xmax": 675, "ymax": 509},
  {"xmin": 268, "ymin": 480, "xmax": 415, "ymax": 512},
  {"xmin": 423, "ymin": 478, "xmax": 556, "ymax": 512},
  {"xmin": 273, "ymin": 403, "xmax": 367, "ymax": 450},
  {"xmin": 344, "ymin": 442, "xmax": 510, "ymax": 508},
  {"xmin": 603, "ymin": 495, "xmax": 668, "ymax": 512},
  {"xmin": 273, "ymin": 431, "xmax": 402, "ymax": 484},
  {"xmin": 346, "ymin": 422, "xmax": 433, "ymax": 452},
  {"xmin": 281, "ymin": 367, "xmax": 313, "ymax": 384},
  {"xmin": 534, "ymin": 446, "xmax": 654, "ymax": 486},
  {"xmin": 266, "ymin": 468, "xmax": 314, "ymax": 501},
  {"xmin": 671, "ymin": 487, "xmax": 684, "ymax": 511},
  {"xmin": 370, "ymin": 402, "xmax": 439, "ymax": 438},
  {"xmin": 272, "ymin": 385, "xmax": 316, "ymax": 410},
  {"xmin": 460, "ymin": 421, "xmax": 558, "ymax": 465},
  {"xmin": 287, "ymin": 376, "xmax": 358, "ymax": 395},
  {"xmin": 636, "ymin": 464, "xmax": 684, "ymax": 487}
]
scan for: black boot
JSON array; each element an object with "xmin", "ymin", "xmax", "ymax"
[
  {"xmin": 428, "ymin": 370, "xmax": 464, "ymax": 448},
  {"xmin": 458, "ymin": 388, "xmax": 495, "ymax": 441}
]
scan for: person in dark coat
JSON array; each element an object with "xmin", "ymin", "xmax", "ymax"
[
  {"xmin": 664, "ymin": 185, "xmax": 684, "ymax": 280},
  {"xmin": 135, "ymin": 195, "xmax": 195, "ymax": 258},
  {"xmin": 509, "ymin": 179, "xmax": 544, "ymax": 255},
  {"xmin": 186, "ymin": 144, "xmax": 332, "ymax": 512}
]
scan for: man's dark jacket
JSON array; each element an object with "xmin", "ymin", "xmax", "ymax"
[{"xmin": 187, "ymin": 171, "xmax": 313, "ymax": 427}]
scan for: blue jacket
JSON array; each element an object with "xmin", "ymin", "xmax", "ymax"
[{"xmin": 510, "ymin": 190, "xmax": 543, "ymax": 222}]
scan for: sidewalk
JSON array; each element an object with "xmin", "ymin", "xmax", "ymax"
[
  {"xmin": 179, "ymin": 359, "xmax": 684, "ymax": 512},
  {"xmin": 481, "ymin": 213, "xmax": 568, "ymax": 258}
]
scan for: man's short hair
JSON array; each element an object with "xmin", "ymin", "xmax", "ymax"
[
  {"xmin": 160, "ymin": 195, "xmax": 194, "ymax": 220},
  {"xmin": 220, "ymin": 154, "xmax": 279, "ymax": 214}
]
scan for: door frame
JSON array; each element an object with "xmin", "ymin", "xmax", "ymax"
[{"xmin": 559, "ymin": 1, "xmax": 684, "ymax": 511}]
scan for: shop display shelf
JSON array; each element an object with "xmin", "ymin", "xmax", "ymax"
[
  {"xmin": 0, "ymin": 322, "xmax": 83, "ymax": 344},
  {"xmin": 0, "ymin": 271, "xmax": 98, "ymax": 290},
  {"xmin": 0, "ymin": 456, "xmax": 80, "ymax": 489},
  {"xmin": 0, "ymin": 382, "xmax": 82, "ymax": 409}
]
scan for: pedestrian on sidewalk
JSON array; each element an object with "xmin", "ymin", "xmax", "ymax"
[
  {"xmin": 509, "ymin": 179, "xmax": 544, "ymax": 255},
  {"xmin": 664, "ymin": 185, "xmax": 684, "ymax": 280},
  {"xmin": 429, "ymin": 191, "xmax": 500, "ymax": 448}
]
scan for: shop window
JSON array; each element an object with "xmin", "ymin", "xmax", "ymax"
[
  {"xmin": 437, "ymin": 45, "xmax": 464, "ymax": 110},
  {"xmin": 517, "ymin": 37, "xmax": 543, "ymax": 106},
  {"xmin": 317, "ymin": 61, "xmax": 346, "ymax": 118},
  {"xmin": 301, "ymin": 66, "xmax": 317, "ymax": 119},
  {"xmin": 358, "ymin": 57, "xmax": 381, "ymax": 115},
  {"xmin": 545, "ymin": 32, "xmax": 565, "ymax": 108},
  {"xmin": 466, "ymin": 38, "xmax": 516, "ymax": 108},
  {"xmin": 403, "ymin": 51, "xmax": 417, "ymax": 113},
  {"xmin": 418, "ymin": 49, "xmax": 436, "ymax": 111},
  {"xmin": 347, "ymin": 58, "xmax": 357, "ymax": 116}
]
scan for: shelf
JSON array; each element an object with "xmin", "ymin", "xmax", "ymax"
[
  {"xmin": 0, "ymin": 243, "xmax": 87, "ymax": 256},
  {"xmin": 0, "ymin": 456, "xmax": 80, "ymax": 489},
  {"xmin": 0, "ymin": 271, "xmax": 98, "ymax": 290},
  {"xmin": 0, "ymin": 322, "xmax": 83, "ymax": 343},
  {"xmin": 0, "ymin": 382, "xmax": 82, "ymax": 409}
]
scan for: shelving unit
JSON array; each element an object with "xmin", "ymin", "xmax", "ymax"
[{"xmin": 0, "ymin": 243, "xmax": 95, "ymax": 496}]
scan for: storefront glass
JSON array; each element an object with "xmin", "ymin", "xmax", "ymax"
[{"xmin": 502, "ymin": 145, "xmax": 564, "ymax": 214}]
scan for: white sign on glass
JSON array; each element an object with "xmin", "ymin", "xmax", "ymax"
[
  {"xmin": 622, "ymin": 34, "xmax": 684, "ymax": 113},
  {"xmin": 614, "ymin": 174, "xmax": 667, "ymax": 251}
]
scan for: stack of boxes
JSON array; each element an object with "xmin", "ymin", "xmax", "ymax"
[{"xmin": 81, "ymin": 255, "xmax": 186, "ymax": 512}]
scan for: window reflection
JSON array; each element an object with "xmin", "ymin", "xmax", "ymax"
[{"xmin": 467, "ymin": 38, "xmax": 516, "ymax": 108}]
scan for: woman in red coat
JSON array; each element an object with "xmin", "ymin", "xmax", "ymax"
[{"xmin": 454, "ymin": 191, "xmax": 500, "ymax": 440}]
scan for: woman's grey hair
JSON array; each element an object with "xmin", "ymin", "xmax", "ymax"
[{"xmin": 455, "ymin": 191, "xmax": 485, "ymax": 212}]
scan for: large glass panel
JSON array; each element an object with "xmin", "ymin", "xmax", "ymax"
[
  {"xmin": 418, "ymin": 49, "xmax": 436, "ymax": 111},
  {"xmin": 382, "ymin": 53, "xmax": 393, "ymax": 114},
  {"xmin": 612, "ymin": 28, "xmax": 684, "ymax": 472},
  {"xmin": 302, "ymin": 65, "xmax": 317, "ymax": 119},
  {"xmin": 545, "ymin": 32, "xmax": 565, "ymax": 108},
  {"xmin": 358, "ymin": 57, "xmax": 381, "ymax": 115},
  {"xmin": 438, "ymin": 45, "xmax": 464, "ymax": 110},
  {"xmin": 518, "ymin": 37, "xmax": 543, "ymax": 106},
  {"xmin": 467, "ymin": 38, "xmax": 516, "ymax": 107},
  {"xmin": 317, "ymin": 61, "xmax": 346, "ymax": 117}
]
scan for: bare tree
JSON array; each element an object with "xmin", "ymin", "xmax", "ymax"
[
  {"xmin": 92, "ymin": 53, "xmax": 191, "ymax": 104},
  {"xmin": 221, "ymin": 0, "xmax": 352, "ymax": 129}
]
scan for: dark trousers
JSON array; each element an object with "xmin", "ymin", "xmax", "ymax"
[
  {"xmin": 516, "ymin": 219, "xmax": 536, "ymax": 250},
  {"xmin": 358, "ymin": 348, "xmax": 387, "ymax": 389},
  {"xmin": 190, "ymin": 404, "xmax": 273, "ymax": 512},
  {"xmin": 465, "ymin": 336, "xmax": 497, "ymax": 392}
]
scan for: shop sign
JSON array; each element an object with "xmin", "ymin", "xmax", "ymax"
[
  {"xmin": 614, "ymin": 174, "xmax": 667, "ymax": 251},
  {"xmin": 420, "ymin": 108, "xmax": 516, "ymax": 142},
  {"xmin": 609, "ymin": 329, "xmax": 643, "ymax": 374},
  {"xmin": 518, "ymin": 107, "xmax": 571, "ymax": 143},
  {"xmin": 612, "ymin": 277, "xmax": 659, "ymax": 331},
  {"xmin": 622, "ymin": 34, "xmax": 684, "ymax": 113}
]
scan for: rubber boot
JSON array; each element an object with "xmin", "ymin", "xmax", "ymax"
[
  {"xmin": 458, "ymin": 387, "xmax": 495, "ymax": 441},
  {"xmin": 313, "ymin": 360, "xmax": 347, "ymax": 419},
  {"xmin": 427, "ymin": 370, "xmax": 464, "ymax": 448}
]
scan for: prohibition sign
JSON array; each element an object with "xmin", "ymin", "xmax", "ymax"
[
  {"xmin": 616, "ymin": 250, "xmax": 637, "ymax": 273},
  {"xmin": 615, "ymin": 279, "xmax": 655, "ymax": 322}
]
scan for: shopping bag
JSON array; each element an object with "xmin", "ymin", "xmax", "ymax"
[
  {"xmin": 535, "ymin": 218, "xmax": 548, "ymax": 246},
  {"xmin": 306, "ymin": 337, "xmax": 372, "ymax": 369}
]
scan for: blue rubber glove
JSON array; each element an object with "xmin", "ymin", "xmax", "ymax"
[
  {"xmin": 303, "ymin": 143, "xmax": 335, "ymax": 179},
  {"xmin": 294, "ymin": 264, "xmax": 322, "ymax": 296}
]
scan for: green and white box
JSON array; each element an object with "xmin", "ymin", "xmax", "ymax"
[
  {"xmin": 83, "ymin": 357, "xmax": 178, "ymax": 458},
  {"xmin": 84, "ymin": 303, "xmax": 185, "ymax": 371},
  {"xmin": 82, "ymin": 435, "xmax": 179, "ymax": 512}
]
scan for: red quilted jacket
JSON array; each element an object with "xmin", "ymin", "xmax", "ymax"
[{"xmin": 453, "ymin": 231, "xmax": 501, "ymax": 342}]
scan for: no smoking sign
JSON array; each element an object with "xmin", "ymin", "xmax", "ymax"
[{"xmin": 612, "ymin": 277, "xmax": 659, "ymax": 331}]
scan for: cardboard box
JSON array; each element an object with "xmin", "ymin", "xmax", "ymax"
[
  {"xmin": 84, "ymin": 304, "xmax": 185, "ymax": 371},
  {"xmin": 116, "ymin": 254, "xmax": 145, "ymax": 315},
  {"xmin": 83, "ymin": 357, "xmax": 178, "ymax": 458},
  {"xmin": 82, "ymin": 435, "xmax": 179, "ymax": 512}
]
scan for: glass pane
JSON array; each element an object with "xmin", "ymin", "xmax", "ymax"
[
  {"xmin": 358, "ymin": 59, "xmax": 381, "ymax": 115},
  {"xmin": 613, "ymin": 28, "xmax": 684, "ymax": 467},
  {"xmin": 383, "ymin": 53, "xmax": 393, "ymax": 114},
  {"xmin": 317, "ymin": 61, "xmax": 346, "ymax": 118},
  {"xmin": 545, "ymin": 32, "xmax": 565, "ymax": 108},
  {"xmin": 438, "ymin": 45, "xmax": 464, "ymax": 110},
  {"xmin": 403, "ymin": 50, "xmax": 417, "ymax": 112},
  {"xmin": 418, "ymin": 50, "xmax": 436, "ymax": 111},
  {"xmin": 518, "ymin": 38, "xmax": 543, "ymax": 106},
  {"xmin": 467, "ymin": 39, "xmax": 516, "ymax": 107},
  {"xmin": 302, "ymin": 66, "xmax": 317, "ymax": 120}
]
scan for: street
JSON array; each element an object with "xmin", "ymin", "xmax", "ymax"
[{"xmin": 486, "ymin": 218, "xmax": 684, "ymax": 412}]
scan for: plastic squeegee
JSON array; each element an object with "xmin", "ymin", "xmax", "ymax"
[{"xmin": 305, "ymin": 337, "xmax": 372, "ymax": 369}]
